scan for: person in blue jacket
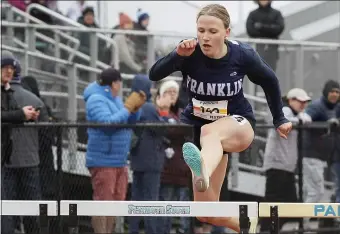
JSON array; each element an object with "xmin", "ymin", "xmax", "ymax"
[
  {"xmin": 129, "ymin": 78, "xmax": 174, "ymax": 234},
  {"xmin": 83, "ymin": 68, "xmax": 147, "ymax": 234},
  {"xmin": 148, "ymin": 3, "xmax": 292, "ymax": 233}
]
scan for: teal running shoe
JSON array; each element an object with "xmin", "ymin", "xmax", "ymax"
[{"xmin": 182, "ymin": 142, "xmax": 209, "ymax": 192}]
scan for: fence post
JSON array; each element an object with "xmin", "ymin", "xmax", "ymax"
[
  {"xmin": 89, "ymin": 32, "xmax": 98, "ymax": 82},
  {"xmin": 67, "ymin": 64, "xmax": 78, "ymax": 171},
  {"xmin": 295, "ymin": 45, "xmax": 304, "ymax": 88},
  {"xmin": 6, "ymin": 9, "xmax": 14, "ymax": 40},
  {"xmin": 56, "ymin": 125, "xmax": 64, "ymax": 234},
  {"xmin": 25, "ymin": 26, "xmax": 36, "ymax": 72},
  {"xmin": 147, "ymin": 35, "xmax": 155, "ymax": 72},
  {"xmin": 297, "ymin": 120, "xmax": 304, "ymax": 231},
  {"xmin": 54, "ymin": 33, "xmax": 61, "ymax": 75}
]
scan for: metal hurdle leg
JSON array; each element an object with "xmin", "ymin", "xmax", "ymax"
[
  {"xmin": 239, "ymin": 205, "xmax": 250, "ymax": 234},
  {"xmin": 39, "ymin": 204, "xmax": 48, "ymax": 234},
  {"xmin": 270, "ymin": 206, "xmax": 279, "ymax": 234},
  {"xmin": 68, "ymin": 204, "xmax": 79, "ymax": 234}
]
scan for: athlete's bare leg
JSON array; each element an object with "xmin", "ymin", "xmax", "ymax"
[{"xmin": 182, "ymin": 116, "xmax": 255, "ymax": 233}]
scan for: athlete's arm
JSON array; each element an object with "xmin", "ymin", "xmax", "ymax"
[
  {"xmin": 243, "ymin": 47, "xmax": 288, "ymax": 128},
  {"xmin": 149, "ymin": 50, "xmax": 187, "ymax": 81}
]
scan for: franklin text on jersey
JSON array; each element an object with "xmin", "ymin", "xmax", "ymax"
[{"xmin": 186, "ymin": 76, "xmax": 244, "ymax": 99}]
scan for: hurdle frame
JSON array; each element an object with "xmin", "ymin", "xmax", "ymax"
[
  {"xmin": 1, "ymin": 200, "xmax": 58, "ymax": 234},
  {"xmin": 60, "ymin": 200, "xmax": 258, "ymax": 234}
]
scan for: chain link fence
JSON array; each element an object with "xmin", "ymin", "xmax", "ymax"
[{"xmin": 1, "ymin": 121, "xmax": 340, "ymax": 234}]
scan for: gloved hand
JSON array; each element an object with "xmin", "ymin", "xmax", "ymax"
[
  {"xmin": 124, "ymin": 91, "xmax": 146, "ymax": 113},
  {"xmin": 165, "ymin": 148, "xmax": 175, "ymax": 159},
  {"xmin": 328, "ymin": 118, "xmax": 340, "ymax": 126},
  {"xmin": 297, "ymin": 112, "xmax": 312, "ymax": 124}
]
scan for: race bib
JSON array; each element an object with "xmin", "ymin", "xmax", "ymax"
[{"xmin": 192, "ymin": 98, "xmax": 228, "ymax": 121}]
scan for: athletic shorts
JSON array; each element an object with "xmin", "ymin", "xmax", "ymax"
[
  {"xmin": 89, "ymin": 167, "xmax": 128, "ymax": 201},
  {"xmin": 186, "ymin": 114, "xmax": 256, "ymax": 151}
]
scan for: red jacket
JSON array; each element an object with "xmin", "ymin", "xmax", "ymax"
[{"xmin": 160, "ymin": 111, "xmax": 191, "ymax": 187}]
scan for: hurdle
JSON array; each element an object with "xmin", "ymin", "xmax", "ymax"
[
  {"xmin": 259, "ymin": 203, "xmax": 340, "ymax": 234},
  {"xmin": 1, "ymin": 200, "xmax": 58, "ymax": 233},
  {"xmin": 60, "ymin": 200, "xmax": 258, "ymax": 234}
]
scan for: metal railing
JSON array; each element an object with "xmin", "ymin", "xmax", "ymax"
[
  {"xmin": 26, "ymin": 3, "xmax": 119, "ymax": 71},
  {"xmin": 2, "ymin": 20, "xmax": 339, "ymax": 95},
  {"xmin": 1, "ymin": 3, "xmax": 80, "ymax": 75}
]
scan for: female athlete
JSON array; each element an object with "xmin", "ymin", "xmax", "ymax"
[{"xmin": 149, "ymin": 4, "xmax": 292, "ymax": 233}]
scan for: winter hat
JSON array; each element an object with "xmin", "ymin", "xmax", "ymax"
[
  {"xmin": 323, "ymin": 80, "xmax": 340, "ymax": 98},
  {"xmin": 137, "ymin": 8, "xmax": 149, "ymax": 24},
  {"xmin": 1, "ymin": 50, "xmax": 17, "ymax": 68},
  {"xmin": 159, "ymin": 80, "xmax": 179, "ymax": 96},
  {"xmin": 119, "ymin": 13, "xmax": 132, "ymax": 27},
  {"xmin": 97, "ymin": 68, "xmax": 122, "ymax": 86},
  {"xmin": 82, "ymin": 7, "xmax": 94, "ymax": 16},
  {"xmin": 131, "ymin": 74, "xmax": 152, "ymax": 101},
  {"xmin": 21, "ymin": 76, "xmax": 41, "ymax": 98}
]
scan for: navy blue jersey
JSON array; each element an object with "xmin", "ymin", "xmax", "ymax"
[{"xmin": 149, "ymin": 40, "xmax": 288, "ymax": 129}]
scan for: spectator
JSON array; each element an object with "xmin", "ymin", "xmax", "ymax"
[
  {"xmin": 112, "ymin": 13, "xmax": 143, "ymax": 74},
  {"xmin": 66, "ymin": 0, "xmax": 90, "ymax": 22},
  {"xmin": 3, "ymin": 58, "xmax": 48, "ymax": 234},
  {"xmin": 7, "ymin": 0, "xmax": 28, "ymax": 11},
  {"xmin": 76, "ymin": 7, "xmax": 101, "ymax": 55},
  {"xmin": 1, "ymin": 51, "xmax": 35, "ymax": 234},
  {"xmin": 1, "ymin": 51, "xmax": 34, "ymax": 166},
  {"xmin": 83, "ymin": 68, "xmax": 147, "ymax": 234},
  {"xmin": 21, "ymin": 75, "xmax": 57, "ymax": 200},
  {"xmin": 128, "ymin": 76, "xmax": 173, "ymax": 234},
  {"xmin": 157, "ymin": 80, "xmax": 191, "ymax": 234},
  {"xmin": 303, "ymin": 80, "xmax": 340, "ymax": 228},
  {"xmin": 132, "ymin": 9, "xmax": 150, "ymax": 65},
  {"xmin": 260, "ymin": 88, "xmax": 311, "ymax": 232},
  {"xmin": 246, "ymin": 0, "xmax": 284, "ymax": 72}
]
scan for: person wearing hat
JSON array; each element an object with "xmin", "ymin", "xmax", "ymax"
[
  {"xmin": 260, "ymin": 88, "xmax": 311, "ymax": 232},
  {"xmin": 83, "ymin": 68, "xmax": 147, "ymax": 234},
  {"xmin": 112, "ymin": 13, "xmax": 143, "ymax": 74},
  {"xmin": 1, "ymin": 50, "xmax": 40, "ymax": 234},
  {"xmin": 301, "ymin": 80, "xmax": 340, "ymax": 227},
  {"xmin": 128, "ymin": 78, "xmax": 178, "ymax": 234}
]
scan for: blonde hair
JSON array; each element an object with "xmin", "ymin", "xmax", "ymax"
[{"xmin": 197, "ymin": 4, "xmax": 230, "ymax": 29}]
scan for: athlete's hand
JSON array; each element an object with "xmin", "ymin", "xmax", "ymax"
[
  {"xmin": 277, "ymin": 122, "xmax": 293, "ymax": 139},
  {"xmin": 176, "ymin": 39, "xmax": 197, "ymax": 57}
]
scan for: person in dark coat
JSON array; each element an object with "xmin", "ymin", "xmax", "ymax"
[
  {"xmin": 302, "ymin": 80, "xmax": 340, "ymax": 228},
  {"xmin": 129, "ymin": 78, "xmax": 175, "ymax": 234},
  {"xmin": 246, "ymin": 0, "xmax": 284, "ymax": 72},
  {"xmin": 21, "ymin": 75, "xmax": 57, "ymax": 201}
]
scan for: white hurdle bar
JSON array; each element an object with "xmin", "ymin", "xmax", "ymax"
[
  {"xmin": 1, "ymin": 200, "xmax": 58, "ymax": 234},
  {"xmin": 1, "ymin": 200, "xmax": 58, "ymax": 216},
  {"xmin": 60, "ymin": 200, "xmax": 258, "ymax": 217},
  {"xmin": 60, "ymin": 200, "xmax": 258, "ymax": 234}
]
